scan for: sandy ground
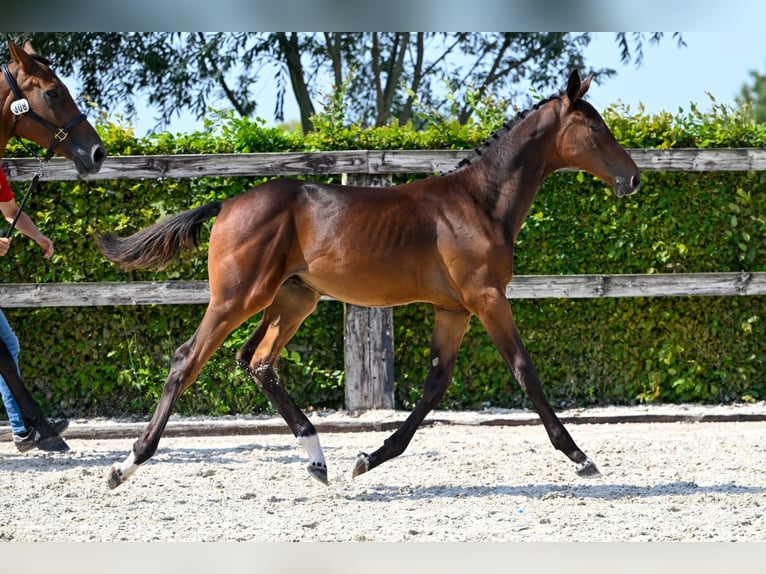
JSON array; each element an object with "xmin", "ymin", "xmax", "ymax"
[{"xmin": 0, "ymin": 404, "xmax": 765, "ymax": 542}]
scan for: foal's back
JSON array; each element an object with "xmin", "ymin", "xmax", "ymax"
[{"xmin": 210, "ymin": 175, "xmax": 483, "ymax": 308}]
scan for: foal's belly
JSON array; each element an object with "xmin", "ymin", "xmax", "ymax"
[{"xmin": 297, "ymin": 269, "xmax": 459, "ymax": 308}]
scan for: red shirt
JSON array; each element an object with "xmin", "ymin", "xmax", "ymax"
[{"xmin": 0, "ymin": 167, "xmax": 14, "ymax": 202}]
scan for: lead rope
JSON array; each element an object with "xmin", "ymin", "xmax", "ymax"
[{"xmin": 3, "ymin": 162, "xmax": 44, "ymax": 237}]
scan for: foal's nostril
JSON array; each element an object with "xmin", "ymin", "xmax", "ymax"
[{"xmin": 631, "ymin": 174, "xmax": 640, "ymax": 189}]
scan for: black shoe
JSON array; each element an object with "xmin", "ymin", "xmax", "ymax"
[
  {"xmin": 50, "ymin": 419, "xmax": 69, "ymax": 435},
  {"xmin": 13, "ymin": 419, "xmax": 70, "ymax": 453}
]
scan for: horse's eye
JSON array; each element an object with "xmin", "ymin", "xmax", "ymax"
[
  {"xmin": 590, "ymin": 123, "xmax": 603, "ymax": 133},
  {"xmin": 45, "ymin": 89, "xmax": 59, "ymax": 99}
]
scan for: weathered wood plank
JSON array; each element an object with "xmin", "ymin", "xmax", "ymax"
[
  {"xmin": 0, "ymin": 280, "xmax": 211, "ymax": 307},
  {"xmin": 368, "ymin": 150, "xmax": 467, "ymax": 175},
  {"xmin": 504, "ymin": 272, "xmax": 766, "ymax": 299},
  {"xmin": 5, "ymin": 148, "xmax": 766, "ymax": 181},
  {"xmin": 627, "ymin": 148, "xmax": 766, "ymax": 172},
  {"xmin": 343, "ymin": 302, "xmax": 395, "ymax": 412},
  {"xmin": 1, "ymin": 273, "xmax": 763, "ymax": 308},
  {"xmin": 1, "ymin": 151, "xmax": 371, "ymax": 181}
]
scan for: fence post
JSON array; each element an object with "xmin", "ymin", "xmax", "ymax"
[{"xmin": 342, "ymin": 173, "xmax": 395, "ymax": 412}]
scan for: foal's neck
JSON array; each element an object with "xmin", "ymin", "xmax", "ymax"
[{"xmin": 469, "ymin": 100, "xmax": 563, "ymax": 241}]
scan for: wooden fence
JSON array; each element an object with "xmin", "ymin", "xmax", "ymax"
[{"xmin": 3, "ymin": 149, "xmax": 766, "ymax": 410}]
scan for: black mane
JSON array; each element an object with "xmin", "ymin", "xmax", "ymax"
[
  {"xmin": 447, "ymin": 93, "xmax": 561, "ymax": 174},
  {"xmin": 31, "ymin": 54, "xmax": 54, "ymax": 68}
]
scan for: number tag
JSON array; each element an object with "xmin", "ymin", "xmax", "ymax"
[{"xmin": 10, "ymin": 98, "xmax": 30, "ymax": 116}]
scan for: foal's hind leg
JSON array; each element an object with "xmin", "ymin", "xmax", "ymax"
[
  {"xmin": 236, "ymin": 280, "xmax": 328, "ymax": 484},
  {"xmin": 108, "ymin": 302, "xmax": 251, "ymax": 489},
  {"xmin": 472, "ymin": 288, "xmax": 600, "ymax": 478},
  {"xmin": 353, "ymin": 307, "xmax": 471, "ymax": 478}
]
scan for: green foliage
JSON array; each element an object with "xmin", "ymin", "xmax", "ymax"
[
  {"xmin": 737, "ymin": 67, "xmax": 766, "ymax": 123},
  {"xmin": 2, "ymin": 102, "xmax": 765, "ymax": 421},
  {"xmin": 603, "ymin": 98, "xmax": 766, "ymax": 148}
]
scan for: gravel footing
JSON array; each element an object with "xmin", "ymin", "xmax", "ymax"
[{"xmin": 1, "ymin": 403, "xmax": 764, "ymax": 542}]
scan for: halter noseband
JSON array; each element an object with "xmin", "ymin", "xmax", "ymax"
[{"xmin": 2, "ymin": 61, "xmax": 87, "ymax": 162}]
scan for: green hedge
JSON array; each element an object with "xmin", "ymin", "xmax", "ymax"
[{"xmin": 1, "ymin": 102, "xmax": 765, "ymax": 419}]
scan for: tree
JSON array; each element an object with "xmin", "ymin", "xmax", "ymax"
[
  {"xmin": 738, "ymin": 68, "xmax": 766, "ymax": 122},
  {"xmin": 4, "ymin": 32, "xmax": 683, "ymax": 134}
]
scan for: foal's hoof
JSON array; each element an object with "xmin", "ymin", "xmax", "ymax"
[
  {"xmin": 307, "ymin": 462, "xmax": 328, "ymax": 486},
  {"xmin": 36, "ymin": 435, "xmax": 70, "ymax": 453},
  {"xmin": 576, "ymin": 457, "xmax": 602, "ymax": 478},
  {"xmin": 352, "ymin": 453, "xmax": 370, "ymax": 478},
  {"xmin": 107, "ymin": 465, "xmax": 125, "ymax": 490}
]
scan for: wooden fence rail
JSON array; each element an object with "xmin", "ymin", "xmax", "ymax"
[
  {"xmin": 5, "ymin": 148, "xmax": 766, "ymax": 181},
  {"xmin": 3, "ymin": 148, "xmax": 765, "ymax": 410},
  {"xmin": 1, "ymin": 273, "xmax": 764, "ymax": 308}
]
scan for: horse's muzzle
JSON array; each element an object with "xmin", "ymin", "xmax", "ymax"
[
  {"xmin": 614, "ymin": 173, "xmax": 640, "ymax": 198},
  {"xmin": 72, "ymin": 143, "xmax": 107, "ymax": 175}
]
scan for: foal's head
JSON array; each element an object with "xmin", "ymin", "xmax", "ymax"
[
  {"xmin": 555, "ymin": 70, "xmax": 640, "ymax": 198},
  {"xmin": 2, "ymin": 39, "xmax": 106, "ymax": 174}
]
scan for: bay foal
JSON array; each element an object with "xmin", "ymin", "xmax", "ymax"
[{"xmin": 98, "ymin": 70, "xmax": 639, "ymax": 489}]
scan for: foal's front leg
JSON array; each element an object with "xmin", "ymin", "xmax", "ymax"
[
  {"xmin": 353, "ymin": 307, "xmax": 470, "ymax": 478},
  {"xmin": 473, "ymin": 289, "xmax": 600, "ymax": 477}
]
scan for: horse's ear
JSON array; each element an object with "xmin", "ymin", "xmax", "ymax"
[
  {"xmin": 8, "ymin": 39, "xmax": 38, "ymax": 73},
  {"xmin": 22, "ymin": 40, "xmax": 39, "ymax": 56},
  {"xmin": 578, "ymin": 73, "xmax": 593, "ymax": 99},
  {"xmin": 566, "ymin": 70, "xmax": 594, "ymax": 104},
  {"xmin": 566, "ymin": 70, "xmax": 582, "ymax": 103}
]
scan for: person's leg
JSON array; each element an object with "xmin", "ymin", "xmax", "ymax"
[{"xmin": 0, "ymin": 310, "xmax": 26, "ymax": 435}]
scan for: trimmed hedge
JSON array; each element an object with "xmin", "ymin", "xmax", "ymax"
[{"xmin": 1, "ymin": 102, "xmax": 764, "ymax": 419}]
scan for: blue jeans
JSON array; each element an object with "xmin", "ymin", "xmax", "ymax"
[{"xmin": 0, "ymin": 309, "xmax": 26, "ymax": 435}]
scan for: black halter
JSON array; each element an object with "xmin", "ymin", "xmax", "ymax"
[{"xmin": 2, "ymin": 61, "xmax": 87, "ymax": 162}]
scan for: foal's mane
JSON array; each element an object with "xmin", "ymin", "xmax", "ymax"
[{"xmin": 448, "ymin": 92, "xmax": 561, "ymax": 174}]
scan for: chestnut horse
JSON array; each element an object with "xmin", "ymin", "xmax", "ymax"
[
  {"xmin": 98, "ymin": 70, "xmax": 639, "ymax": 489},
  {"xmin": 1, "ymin": 39, "xmax": 106, "ymax": 450}
]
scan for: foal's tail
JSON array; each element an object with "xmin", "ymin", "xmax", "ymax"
[{"xmin": 96, "ymin": 202, "xmax": 223, "ymax": 270}]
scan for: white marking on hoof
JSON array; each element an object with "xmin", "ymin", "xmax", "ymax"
[
  {"xmin": 307, "ymin": 461, "xmax": 329, "ymax": 485},
  {"xmin": 297, "ymin": 433, "xmax": 327, "ymax": 469},
  {"xmin": 352, "ymin": 453, "xmax": 370, "ymax": 477},
  {"xmin": 108, "ymin": 451, "xmax": 140, "ymax": 489},
  {"xmin": 575, "ymin": 457, "xmax": 602, "ymax": 478}
]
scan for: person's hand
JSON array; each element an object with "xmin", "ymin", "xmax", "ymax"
[
  {"xmin": 35, "ymin": 234, "xmax": 54, "ymax": 258},
  {"xmin": 0, "ymin": 237, "xmax": 10, "ymax": 256}
]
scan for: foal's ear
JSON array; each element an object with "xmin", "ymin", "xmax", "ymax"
[{"xmin": 566, "ymin": 70, "xmax": 593, "ymax": 103}]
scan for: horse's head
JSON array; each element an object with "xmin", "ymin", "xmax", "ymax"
[
  {"xmin": 555, "ymin": 70, "xmax": 639, "ymax": 198},
  {"xmin": 2, "ymin": 39, "xmax": 106, "ymax": 175}
]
